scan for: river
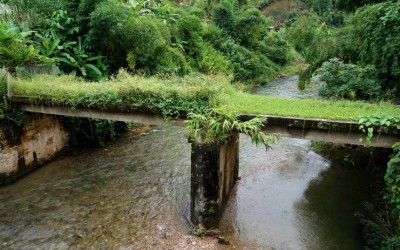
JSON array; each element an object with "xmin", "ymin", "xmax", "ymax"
[{"xmin": 0, "ymin": 76, "xmax": 378, "ymax": 249}]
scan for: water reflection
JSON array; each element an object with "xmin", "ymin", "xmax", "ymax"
[
  {"xmin": 220, "ymin": 137, "xmax": 374, "ymax": 249},
  {"xmin": 295, "ymin": 163, "xmax": 375, "ymax": 250}
]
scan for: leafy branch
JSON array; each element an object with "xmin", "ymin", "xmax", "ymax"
[
  {"xmin": 185, "ymin": 109, "xmax": 279, "ymax": 150},
  {"xmin": 358, "ymin": 115, "xmax": 400, "ymax": 147}
]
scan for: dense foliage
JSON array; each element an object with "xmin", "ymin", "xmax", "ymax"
[
  {"xmin": 0, "ymin": 0, "xmax": 298, "ymax": 84},
  {"xmin": 383, "ymin": 142, "xmax": 400, "ymax": 249},
  {"xmin": 317, "ymin": 58, "xmax": 381, "ymax": 100}
]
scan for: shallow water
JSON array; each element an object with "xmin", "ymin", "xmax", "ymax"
[
  {"xmin": 0, "ymin": 127, "xmax": 191, "ymax": 249},
  {"xmin": 252, "ymin": 75, "xmax": 320, "ymax": 99},
  {"xmin": 220, "ymin": 137, "xmax": 374, "ymax": 249},
  {"xmin": 0, "ymin": 128, "xmax": 374, "ymax": 249}
]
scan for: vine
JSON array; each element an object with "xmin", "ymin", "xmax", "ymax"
[
  {"xmin": 358, "ymin": 115, "xmax": 400, "ymax": 147},
  {"xmin": 358, "ymin": 114, "xmax": 400, "ymax": 248}
]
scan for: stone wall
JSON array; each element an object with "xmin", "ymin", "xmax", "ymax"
[
  {"xmin": 0, "ymin": 114, "xmax": 68, "ymax": 185},
  {"xmin": 190, "ymin": 132, "xmax": 239, "ymax": 228}
]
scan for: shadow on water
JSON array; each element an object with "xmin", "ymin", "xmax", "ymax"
[
  {"xmin": 219, "ymin": 136, "xmax": 378, "ymax": 249},
  {"xmin": 294, "ymin": 162, "xmax": 377, "ymax": 250}
]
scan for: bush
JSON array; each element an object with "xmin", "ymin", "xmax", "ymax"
[
  {"xmin": 0, "ymin": 68, "xmax": 7, "ymax": 96},
  {"xmin": 202, "ymin": 24, "xmax": 226, "ymax": 48},
  {"xmin": 0, "ymin": 41, "xmax": 38, "ymax": 73},
  {"xmin": 123, "ymin": 16, "xmax": 170, "ymax": 73},
  {"xmin": 3, "ymin": 0, "xmax": 71, "ymax": 16},
  {"xmin": 341, "ymin": 2, "xmax": 400, "ymax": 96},
  {"xmin": 174, "ymin": 13, "xmax": 204, "ymax": 58},
  {"xmin": 152, "ymin": 46, "xmax": 190, "ymax": 76},
  {"xmin": 90, "ymin": 1, "xmax": 172, "ymax": 74},
  {"xmin": 0, "ymin": 21, "xmax": 42, "ymax": 73},
  {"xmin": 198, "ymin": 42, "xmax": 232, "ymax": 75},
  {"xmin": 212, "ymin": 1, "xmax": 235, "ymax": 37},
  {"xmin": 317, "ymin": 58, "xmax": 381, "ymax": 101},
  {"xmin": 257, "ymin": 30, "xmax": 289, "ymax": 65},
  {"xmin": 234, "ymin": 7, "xmax": 271, "ymax": 47},
  {"xmin": 89, "ymin": 0, "xmax": 131, "ymax": 70},
  {"xmin": 287, "ymin": 11, "xmax": 337, "ymax": 65},
  {"xmin": 218, "ymin": 39, "xmax": 277, "ymax": 84}
]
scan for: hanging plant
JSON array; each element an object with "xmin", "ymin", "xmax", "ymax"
[{"xmin": 185, "ymin": 109, "xmax": 279, "ymax": 150}]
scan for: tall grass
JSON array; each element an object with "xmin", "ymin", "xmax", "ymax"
[{"xmin": 10, "ymin": 70, "xmax": 235, "ymax": 117}]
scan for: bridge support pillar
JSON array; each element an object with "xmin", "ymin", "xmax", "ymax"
[{"xmin": 190, "ymin": 132, "xmax": 239, "ymax": 228}]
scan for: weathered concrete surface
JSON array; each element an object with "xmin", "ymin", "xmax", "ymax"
[
  {"xmin": 19, "ymin": 104, "xmax": 169, "ymax": 126},
  {"xmin": 190, "ymin": 133, "xmax": 239, "ymax": 228},
  {"xmin": 19, "ymin": 105, "xmax": 400, "ymax": 147},
  {"xmin": 240, "ymin": 114, "xmax": 400, "ymax": 148},
  {"xmin": 0, "ymin": 114, "xmax": 68, "ymax": 185}
]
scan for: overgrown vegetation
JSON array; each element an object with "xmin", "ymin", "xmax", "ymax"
[
  {"xmin": 287, "ymin": 1, "xmax": 400, "ymax": 103},
  {"xmin": 1, "ymin": 0, "xmax": 400, "ymax": 246},
  {"xmin": 0, "ymin": 0, "xmax": 300, "ymax": 83},
  {"xmin": 10, "ymin": 71, "xmax": 233, "ymax": 117},
  {"xmin": 356, "ymin": 114, "xmax": 400, "ymax": 248},
  {"xmin": 185, "ymin": 109, "xmax": 279, "ymax": 149},
  {"xmin": 62, "ymin": 117, "xmax": 127, "ymax": 146}
]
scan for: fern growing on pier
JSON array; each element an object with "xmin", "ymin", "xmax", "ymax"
[{"xmin": 185, "ymin": 109, "xmax": 279, "ymax": 150}]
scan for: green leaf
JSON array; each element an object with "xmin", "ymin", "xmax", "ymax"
[{"xmin": 85, "ymin": 64, "xmax": 102, "ymax": 76}]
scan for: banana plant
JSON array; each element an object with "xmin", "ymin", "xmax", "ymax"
[{"xmin": 56, "ymin": 37, "xmax": 107, "ymax": 81}]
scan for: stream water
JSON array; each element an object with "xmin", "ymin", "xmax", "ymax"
[
  {"xmin": 0, "ymin": 76, "xmax": 377, "ymax": 249},
  {"xmin": 252, "ymin": 75, "xmax": 321, "ymax": 99}
]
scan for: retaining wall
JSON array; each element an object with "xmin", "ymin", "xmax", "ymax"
[{"xmin": 0, "ymin": 114, "xmax": 68, "ymax": 185}]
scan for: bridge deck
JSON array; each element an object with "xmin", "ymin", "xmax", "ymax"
[{"xmin": 19, "ymin": 104, "xmax": 400, "ymax": 148}]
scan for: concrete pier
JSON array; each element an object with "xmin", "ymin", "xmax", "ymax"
[{"xmin": 190, "ymin": 132, "xmax": 239, "ymax": 228}]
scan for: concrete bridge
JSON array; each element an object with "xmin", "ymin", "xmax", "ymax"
[
  {"xmin": 19, "ymin": 104, "xmax": 400, "ymax": 148},
  {"xmin": 9, "ymin": 104, "xmax": 400, "ymax": 228}
]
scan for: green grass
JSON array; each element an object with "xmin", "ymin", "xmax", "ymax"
[
  {"xmin": 9, "ymin": 71, "xmax": 234, "ymax": 117},
  {"xmin": 7, "ymin": 72, "xmax": 400, "ymax": 121},
  {"xmin": 225, "ymin": 92, "xmax": 400, "ymax": 121}
]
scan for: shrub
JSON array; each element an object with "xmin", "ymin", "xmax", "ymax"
[
  {"xmin": 152, "ymin": 46, "xmax": 190, "ymax": 76},
  {"xmin": 198, "ymin": 42, "xmax": 232, "ymax": 75},
  {"xmin": 0, "ymin": 21, "xmax": 42, "ymax": 73},
  {"xmin": 287, "ymin": 11, "xmax": 337, "ymax": 65},
  {"xmin": 257, "ymin": 30, "xmax": 289, "ymax": 65},
  {"xmin": 317, "ymin": 58, "xmax": 381, "ymax": 101},
  {"xmin": 3, "ymin": 0, "xmax": 71, "ymax": 16},
  {"xmin": 89, "ymin": 0, "xmax": 131, "ymax": 70},
  {"xmin": 202, "ymin": 24, "xmax": 226, "ymax": 47},
  {"xmin": 174, "ymin": 13, "xmax": 204, "ymax": 58},
  {"xmin": 123, "ymin": 16, "xmax": 171, "ymax": 74},
  {"xmin": 90, "ymin": 1, "xmax": 172, "ymax": 74},
  {"xmin": 341, "ymin": 2, "xmax": 400, "ymax": 96},
  {"xmin": 234, "ymin": 7, "xmax": 271, "ymax": 47},
  {"xmin": 0, "ymin": 68, "xmax": 7, "ymax": 96},
  {"xmin": 218, "ymin": 39, "xmax": 277, "ymax": 84},
  {"xmin": 212, "ymin": 1, "xmax": 235, "ymax": 37}
]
